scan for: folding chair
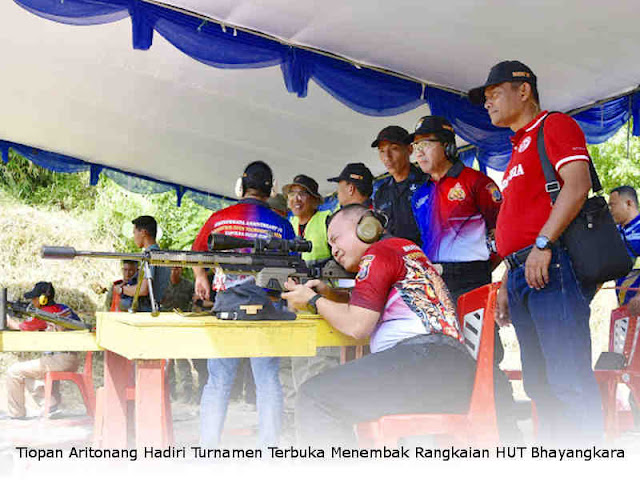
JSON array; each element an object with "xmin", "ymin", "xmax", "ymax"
[{"xmin": 356, "ymin": 283, "xmax": 500, "ymax": 447}]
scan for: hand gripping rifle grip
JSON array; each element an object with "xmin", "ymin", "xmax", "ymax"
[{"xmin": 41, "ymin": 246, "xmax": 78, "ymax": 259}]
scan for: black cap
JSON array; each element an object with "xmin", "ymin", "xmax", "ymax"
[
  {"xmin": 328, "ymin": 162, "xmax": 373, "ymax": 188},
  {"xmin": 283, "ymin": 174, "xmax": 322, "ymax": 200},
  {"xmin": 371, "ymin": 125, "xmax": 411, "ymax": 148},
  {"xmin": 24, "ymin": 281, "xmax": 55, "ymax": 301},
  {"xmin": 406, "ymin": 116, "xmax": 456, "ymax": 143},
  {"xmin": 468, "ymin": 60, "xmax": 537, "ymax": 105},
  {"xmin": 242, "ymin": 161, "xmax": 273, "ymax": 195}
]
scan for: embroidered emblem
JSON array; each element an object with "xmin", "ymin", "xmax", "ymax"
[
  {"xmin": 487, "ymin": 183, "xmax": 503, "ymax": 203},
  {"xmin": 356, "ymin": 255, "xmax": 375, "ymax": 282},
  {"xmin": 448, "ymin": 182, "xmax": 466, "ymax": 201},
  {"xmin": 518, "ymin": 136, "xmax": 532, "ymax": 153}
]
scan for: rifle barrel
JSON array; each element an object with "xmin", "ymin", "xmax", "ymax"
[{"xmin": 42, "ymin": 246, "xmax": 144, "ymax": 262}]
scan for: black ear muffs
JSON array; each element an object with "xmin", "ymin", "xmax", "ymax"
[
  {"xmin": 356, "ymin": 210, "xmax": 388, "ymax": 243},
  {"xmin": 444, "ymin": 142, "xmax": 458, "ymax": 162}
]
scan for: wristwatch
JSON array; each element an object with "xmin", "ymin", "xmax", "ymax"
[
  {"xmin": 307, "ymin": 294, "xmax": 323, "ymax": 315},
  {"xmin": 535, "ymin": 235, "xmax": 552, "ymax": 250}
]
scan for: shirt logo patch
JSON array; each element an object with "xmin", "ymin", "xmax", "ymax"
[
  {"xmin": 356, "ymin": 254, "xmax": 375, "ymax": 282},
  {"xmin": 486, "ymin": 183, "xmax": 503, "ymax": 203},
  {"xmin": 447, "ymin": 182, "xmax": 466, "ymax": 202},
  {"xmin": 517, "ymin": 136, "xmax": 532, "ymax": 153},
  {"xmin": 501, "ymin": 164, "xmax": 525, "ymax": 190}
]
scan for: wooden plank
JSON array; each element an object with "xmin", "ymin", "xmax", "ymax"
[{"xmin": 0, "ymin": 330, "xmax": 100, "ymax": 352}]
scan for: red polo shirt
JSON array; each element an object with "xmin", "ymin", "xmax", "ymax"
[{"xmin": 495, "ymin": 111, "xmax": 591, "ymax": 257}]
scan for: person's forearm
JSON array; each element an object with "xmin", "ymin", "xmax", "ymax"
[
  {"xmin": 7, "ymin": 316, "xmax": 21, "ymax": 330},
  {"xmin": 323, "ymin": 287, "xmax": 350, "ymax": 303},
  {"xmin": 122, "ymin": 281, "xmax": 148, "ymax": 297},
  {"xmin": 193, "ymin": 266, "xmax": 207, "ymax": 281},
  {"xmin": 316, "ymin": 299, "xmax": 373, "ymax": 339}
]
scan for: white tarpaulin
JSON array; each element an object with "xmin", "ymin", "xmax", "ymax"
[{"xmin": 1, "ymin": 0, "xmax": 639, "ymax": 199}]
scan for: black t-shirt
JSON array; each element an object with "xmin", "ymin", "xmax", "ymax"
[{"xmin": 373, "ymin": 163, "xmax": 426, "ymax": 246}]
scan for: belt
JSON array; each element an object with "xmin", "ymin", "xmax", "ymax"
[{"xmin": 505, "ymin": 245, "xmax": 534, "ymax": 270}]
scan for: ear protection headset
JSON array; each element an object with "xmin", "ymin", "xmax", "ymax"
[
  {"xmin": 356, "ymin": 210, "xmax": 389, "ymax": 244},
  {"xmin": 444, "ymin": 141, "xmax": 458, "ymax": 162},
  {"xmin": 39, "ymin": 284, "xmax": 53, "ymax": 306}
]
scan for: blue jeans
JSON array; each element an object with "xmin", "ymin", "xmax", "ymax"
[
  {"xmin": 507, "ymin": 246, "xmax": 603, "ymax": 443},
  {"xmin": 200, "ymin": 357, "xmax": 282, "ymax": 447}
]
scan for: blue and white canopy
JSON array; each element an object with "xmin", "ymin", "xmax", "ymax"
[{"xmin": 1, "ymin": 0, "xmax": 639, "ymax": 203}]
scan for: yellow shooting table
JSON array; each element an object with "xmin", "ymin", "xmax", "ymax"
[{"xmin": 93, "ymin": 312, "xmax": 367, "ymax": 448}]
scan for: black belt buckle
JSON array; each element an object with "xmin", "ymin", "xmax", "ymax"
[{"xmin": 506, "ymin": 245, "xmax": 533, "ymax": 270}]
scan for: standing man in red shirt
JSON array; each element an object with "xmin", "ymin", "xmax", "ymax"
[{"xmin": 469, "ymin": 61, "xmax": 603, "ymax": 442}]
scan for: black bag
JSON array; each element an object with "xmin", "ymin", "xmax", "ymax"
[{"xmin": 537, "ymin": 113, "xmax": 633, "ymax": 284}]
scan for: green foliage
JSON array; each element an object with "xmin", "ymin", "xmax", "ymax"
[
  {"xmin": 0, "ymin": 150, "xmax": 96, "ymax": 210},
  {"xmin": 0, "ymin": 149, "xmax": 232, "ymax": 255},
  {"xmin": 589, "ymin": 121, "xmax": 640, "ymax": 193}
]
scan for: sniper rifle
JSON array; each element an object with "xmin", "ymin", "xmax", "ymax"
[
  {"xmin": 0, "ymin": 287, "xmax": 91, "ymax": 331},
  {"xmin": 41, "ymin": 233, "xmax": 353, "ymax": 317}
]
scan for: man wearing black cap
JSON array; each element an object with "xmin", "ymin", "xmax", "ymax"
[
  {"xmin": 408, "ymin": 115, "xmax": 521, "ymax": 441},
  {"xmin": 283, "ymin": 174, "xmax": 332, "ymax": 267},
  {"xmin": 470, "ymin": 61, "xmax": 602, "ymax": 442},
  {"xmin": 5, "ymin": 282, "xmax": 81, "ymax": 419},
  {"xmin": 192, "ymin": 161, "xmax": 296, "ymax": 447},
  {"xmin": 327, "ymin": 163, "xmax": 374, "ymax": 207},
  {"xmin": 371, "ymin": 126, "xmax": 426, "ymax": 245},
  {"xmin": 408, "ymin": 115, "xmax": 502, "ymax": 302}
]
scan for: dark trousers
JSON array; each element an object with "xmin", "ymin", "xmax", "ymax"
[
  {"xmin": 507, "ymin": 247, "xmax": 603, "ymax": 443},
  {"xmin": 296, "ymin": 334, "xmax": 475, "ymax": 447},
  {"xmin": 441, "ymin": 260, "xmax": 520, "ymax": 442}
]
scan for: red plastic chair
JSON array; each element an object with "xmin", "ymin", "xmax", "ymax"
[
  {"xmin": 43, "ymin": 351, "xmax": 96, "ymax": 418},
  {"xmin": 356, "ymin": 283, "xmax": 500, "ymax": 447},
  {"xmin": 594, "ymin": 306, "xmax": 640, "ymax": 437}
]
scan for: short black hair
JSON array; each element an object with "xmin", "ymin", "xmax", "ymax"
[
  {"xmin": 132, "ymin": 215, "xmax": 158, "ymax": 239},
  {"xmin": 611, "ymin": 185, "xmax": 639, "ymax": 208},
  {"xmin": 327, "ymin": 203, "xmax": 369, "ymax": 229},
  {"xmin": 511, "ymin": 80, "xmax": 540, "ymax": 105},
  {"xmin": 122, "ymin": 259, "xmax": 138, "ymax": 267},
  {"xmin": 348, "ymin": 180, "xmax": 373, "ymax": 199}
]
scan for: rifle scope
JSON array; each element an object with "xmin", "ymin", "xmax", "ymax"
[{"xmin": 208, "ymin": 233, "xmax": 312, "ymax": 253}]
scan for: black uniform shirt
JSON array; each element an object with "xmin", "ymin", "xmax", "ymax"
[{"xmin": 373, "ymin": 163, "xmax": 426, "ymax": 245}]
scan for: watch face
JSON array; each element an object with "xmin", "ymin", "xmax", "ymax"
[{"xmin": 535, "ymin": 236, "xmax": 549, "ymax": 249}]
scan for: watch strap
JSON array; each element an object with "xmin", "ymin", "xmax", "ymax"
[{"xmin": 307, "ymin": 294, "xmax": 323, "ymax": 314}]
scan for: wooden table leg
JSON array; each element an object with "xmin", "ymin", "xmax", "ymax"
[
  {"xmin": 101, "ymin": 351, "xmax": 131, "ymax": 448},
  {"xmin": 135, "ymin": 359, "xmax": 172, "ymax": 447}
]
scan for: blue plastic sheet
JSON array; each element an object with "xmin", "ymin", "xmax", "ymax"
[
  {"xmin": 15, "ymin": 0, "xmax": 129, "ymax": 25},
  {"xmin": 8, "ymin": 0, "xmax": 640, "ymax": 202}
]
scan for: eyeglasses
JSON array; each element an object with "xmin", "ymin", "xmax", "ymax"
[
  {"xmin": 287, "ymin": 189, "xmax": 310, "ymax": 199},
  {"xmin": 411, "ymin": 139, "xmax": 442, "ymax": 153}
]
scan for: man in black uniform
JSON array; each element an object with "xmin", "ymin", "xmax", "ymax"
[{"xmin": 371, "ymin": 126, "xmax": 426, "ymax": 245}]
